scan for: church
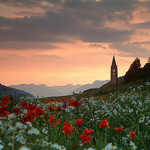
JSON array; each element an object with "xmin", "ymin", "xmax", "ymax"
[{"xmin": 111, "ymin": 55, "xmax": 118, "ymax": 84}]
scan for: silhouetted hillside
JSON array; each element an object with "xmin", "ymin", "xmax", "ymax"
[
  {"xmin": 0, "ymin": 84, "xmax": 33, "ymax": 97},
  {"xmin": 73, "ymin": 80, "xmax": 109, "ymax": 93},
  {"xmin": 82, "ymin": 76, "xmax": 125, "ymax": 97},
  {"xmin": 101, "ymin": 76, "xmax": 124, "ymax": 88}
]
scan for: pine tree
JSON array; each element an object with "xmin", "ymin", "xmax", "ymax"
[
  {"xmin": 125, "ymin": 58, "xmax": 141, "ymax": 83},
  {"xmin": 142, "ymin": 57, "xmax": 150, "ymax": 79},
  {"xmin": 129, "ymin": 57, "xmax": 141, "ymax": 71}
]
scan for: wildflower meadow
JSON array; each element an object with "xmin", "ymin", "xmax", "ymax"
[{"xmin": 0, "ymin": 82, "xmax": 150, "ymax": 150}]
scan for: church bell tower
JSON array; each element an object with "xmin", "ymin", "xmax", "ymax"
[{"xmin": 111, "ymin": 55, "xmax": 118, "ymax": 84}]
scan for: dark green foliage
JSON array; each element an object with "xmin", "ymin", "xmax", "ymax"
[
  {"xmin": 125, "ymin": 57, "xmax": 150, "ymax": 83},
  {"xmin": 124, "ymin": 57, "xmax": 141, "ymax": 83},
  {"xmin": 142, "ymin": 57, "xmax": 150, "ymax": 80}
]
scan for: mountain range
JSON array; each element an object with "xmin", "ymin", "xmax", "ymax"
[
  {"xmin": 0, "ymin": 83, "xmax": 34, "ymax": 97},
  {"xmin": 10, "ymin": 80, "xmax": 109, "ymax": 97}
]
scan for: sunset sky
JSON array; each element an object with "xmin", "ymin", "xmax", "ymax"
[{"xmin": 0, "ymin": 0, "xmax": 150, "ymax": 86}]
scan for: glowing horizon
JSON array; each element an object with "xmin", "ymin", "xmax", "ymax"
[{"xmin": 0, "ymin": 0, "xmax": 150, "ymax": 86}]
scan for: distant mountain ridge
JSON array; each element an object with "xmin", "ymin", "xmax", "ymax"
[
  {"xmin": 73, "ymin": 80, "xmax": 109, "ymax": 93},
  {"xmin": 0, "ymin": 84, "xmax": 33, "ymax": 97},
  {"xmin": 49, "ymin": 84, "xmax": 82, "ymax": 95},
  {"xmin": 10, "ymin": 80, "xmax": 109, "ymax": 97},
  {"xmin": 10, "ymin": 84, "xmax": 63, "ymax": 97}
]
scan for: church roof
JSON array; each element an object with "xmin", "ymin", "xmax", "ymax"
[{"xmin": 111, "ymin": 55, "xmax": 117, "ymax": 67}]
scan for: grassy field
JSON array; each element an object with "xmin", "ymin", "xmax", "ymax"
[{"xmin": 0, "ymin": 81, "xmax": 150, "ymax": 150}]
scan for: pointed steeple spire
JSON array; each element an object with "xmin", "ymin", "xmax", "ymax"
[
  {"xmin": 112, "ymin": 55, "xmax": 117, "ymax": 67},
  {"xmin": 111, "ymin": 55, "xmax": 118, "ymax": 84}
]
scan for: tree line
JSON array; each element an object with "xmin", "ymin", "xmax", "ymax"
[{"xmin": 124, "ymin": 57, "xmax": 150, "ymax": 83}]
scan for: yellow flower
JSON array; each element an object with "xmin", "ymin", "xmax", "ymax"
[
  {"xmin": 54, "ymin": 143, "xmax": 58, "ymax": 145},
  {"xmin": 62, "ymin": 131, "xmax": 65, "ymax": 134},
  {"xmin": 70, "ymin": 121, "xmax": 74, "ymax": 124},
  {"xmin": 17, "ymin": 133, "xmax": 22, "ymax": 136},
  {"xmin": 19, "ymin": 146, "xmax": 30, "ymax": 150},
  {"xmin": 41, "ymin": 115, "xmax": 44, "ymax": 118}
]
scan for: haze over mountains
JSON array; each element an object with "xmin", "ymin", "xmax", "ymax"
[
  {"xmin": 10, "ymin": 80, "xmax": 108, "ymax": 97},
  {"xmin": 0, "ymin": 84, "xmax": 33, "ymax": 97},
  {"xmin": 73, "ymin": 80, "xmax": 109, "ymax": 93}
]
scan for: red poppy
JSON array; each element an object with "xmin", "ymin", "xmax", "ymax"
[
  {"xmin": 114, "ymin": 126, "xmax": 124, "ymax": 133},
  {"xmin": 68, "ymin": 99, "xmax": 81, "ymax": 108},
  {"xmin": 80, "ymin": 134, "xmax": 91, "ymax": 145},
  {"xmin": 63, "ymin": 125, "xmax": 74, "ymax": 136},
  {"xmin": 80, "ymin": 128, "xmax": 94, "ymax": 145},
  {"xmin": 47, "ymin": 99, "xmax": 52, "ymax": 103},
  {"xmin": 56, "ymin": 105, "xmax": 61, "ymax": 112},
  {"xmin": 73, "ymin": 144, "xmax": 78, "ymax": 149},
  {"xmin": 0, "ymin": 102, "xmax": 8, "ymax": 108},
  {"xmin": 99, "ymin": 120, "xmax": 111, "ymax": 129},
  {"xmin": 27, "ymin": 103, "xmax": 37, "ymax": 112},
  {"xmin": 75, "ymin": 119, "xmax": 83, "ymax": 127},
  {"xmin": 46, "ymin": 104, "xmax": 57, "ymax": 112},
  {"xmin": 22, "ymin": 113, "xmax": 33, "ymax": 124},
  {"xmin": 25, "ymin": 103, "xmax": 37, "ymax": 117},
  {"xmin": 20, "ymin": 101, "xmax": 28, "ymax": 109},
  {"xmin": 129, "ymin": 130, "xmax": 137, "ymax": 140},
  {"xmin": 48, "ymin": 114, "xmax": 61, "ymax": 126},
  {"xmin": 62, "ymin": 98, "xmax": 67, "ymax": 101},
  {"xmin": 2, "ymin": 96, "xmax": 10, "ymax": 104},
  {"xmin": 63, "ymin": 121, "xmax": 71, "ymax": 126},
  {"xmin": 13, "ymin": 107, "xmax": 21, "ymax": 115},
  {"xmin": 35, "ymin": 107, "xmax": 46, "ymax": 118},
  {"xmin": 62, "ymin": 121, "xmax": 74, "ymax": 136},
  {"xmin": 0, "ymin": 107, "xmax": 10, "ymax": 117},
  {"xmin": 0, "ymin": 96, "xmax": 10, "ymax": 108},
  {"xmin": 85, "ymin": 128, "xmax": 94, "ymax": 135}
]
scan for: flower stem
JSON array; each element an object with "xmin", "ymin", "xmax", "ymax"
[{"xmin": 12, "ymin": 128, "xmax": 15, "ymax": 150}]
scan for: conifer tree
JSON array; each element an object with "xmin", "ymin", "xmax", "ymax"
[
  {"xmin": 125, "ymin": 57, "xmax": 141, "ymax": 83},
  {"xmin": 142, "ymin": 57, "xmax": 150, "ymax": 79}
]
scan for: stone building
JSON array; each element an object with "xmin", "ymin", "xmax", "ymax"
[{"xmin": 111, "ymin": 55, "xmax": 118, "ymax": 84}]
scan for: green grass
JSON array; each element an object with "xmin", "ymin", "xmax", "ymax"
[
  {"xmin": 82, "ymin": 79, "xmax": 150, "ymax": 97},
  {"xmin": 0, "ymin": 81, "xmax": 150, "ymax": 150}
]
